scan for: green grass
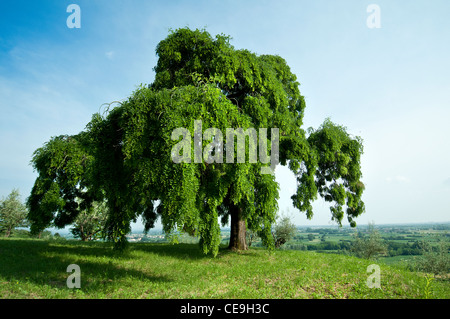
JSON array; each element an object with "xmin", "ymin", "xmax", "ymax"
[{"xmin": 0, "ymin": 238, "xmax": 448, "ymax": 299}]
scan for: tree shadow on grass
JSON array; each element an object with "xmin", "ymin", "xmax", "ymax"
[
  {"xmin": 0, "ymin": 239, "xmax": 171, "ymax": 296},
  {"xmin": 130, "ymin": 242, "xmax": 212, "ymax": 260},
  {"xmin": 130, "ymin": 241, "xmax": 264, "ymax": 260}
]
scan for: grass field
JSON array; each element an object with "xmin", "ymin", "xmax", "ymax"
[{"xmin": 0, "ymin": 238, "xmax": 448, "ymax": 299}]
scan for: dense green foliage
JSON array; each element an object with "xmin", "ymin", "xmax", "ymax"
[
  {"xmin": 27, "ymin": 28, "xmax": 365, "ymax": 254},
  {"xmin": 292, "ymin": 119, "xmax": 365, "ymax": 227},
  {"xmin": 27, "ymin": 134, "xmax": 98, "ymax": 234}
]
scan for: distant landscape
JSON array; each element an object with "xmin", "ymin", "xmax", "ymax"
[{"xmin": 131, "ymin": 222, "xmax": 450, "ymax": 266}]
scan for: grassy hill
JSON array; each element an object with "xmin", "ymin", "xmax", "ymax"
[{"xmin": 0, "ymin": 238, "xmax": 448, "ymax": 299}]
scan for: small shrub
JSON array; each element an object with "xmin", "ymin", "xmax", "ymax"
[
  {"xmin": 272, "ymin": 216, "xmax": 296, "ymax": 249},
  {"xmin": 350, "ymin": 222, "xmax": 387, "ymax": 260},
  {"xmin": 412, "ymin": 237, "xmax": 449, "ymax": 276}
]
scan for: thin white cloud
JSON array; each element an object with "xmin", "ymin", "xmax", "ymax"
[
  {"xmin": 105, "ymin": 51, "xmax": 114, "ymax": 60},
  {"xmin": 444, "ymin": 178, "xmax": 450, "ymax": 189},
  {"xmin": 386, "ymin": 176, "xmax": 411, "ymax": 183}
]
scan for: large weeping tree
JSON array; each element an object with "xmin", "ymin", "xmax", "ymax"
[{"xmin": 27, "ymin": 28, "xmax": 365, "ymax": 255}]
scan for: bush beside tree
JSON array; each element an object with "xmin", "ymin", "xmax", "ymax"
[{"xmin": 0, "ymin": 189, "xmax": 29, "ymax": 237}]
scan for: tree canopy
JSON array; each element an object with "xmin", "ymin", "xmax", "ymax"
[
  {"xmin": 27, "ymin": 28, "xmax": 365, "ymax": 255},
  {"xmin": 1, "ymin": 189, "xmax": 29, "ymax": 237}
]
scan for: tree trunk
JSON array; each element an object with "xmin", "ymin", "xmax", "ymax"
[
  {"xmin": 80, "ymin": 225, "xmax": 87, "ymax": 241},
  {"xmin": 228, "ymin": 203, "xmax": 248, "ymax": 251}
]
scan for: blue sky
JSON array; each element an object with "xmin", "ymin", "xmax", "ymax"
[{"xmin": 1, "ymin": 0, "xmax": 449, "ymax": 229}]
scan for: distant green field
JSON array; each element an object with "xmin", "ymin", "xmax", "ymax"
[
  {"xmin": 379, "ymin": 255, "xmax": 416, "ymax": 266},
  {"xmin": 0, "ymin": 238, "xmax": 448, "ymax": 299}
]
